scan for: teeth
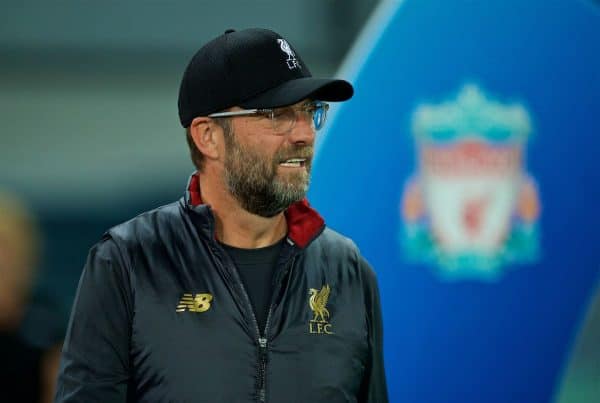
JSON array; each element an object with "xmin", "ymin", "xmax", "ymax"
[{"xmin": 280, "ymin": 158, "xmax": 306, "ymax": 167}]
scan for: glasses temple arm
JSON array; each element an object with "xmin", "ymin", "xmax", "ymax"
[{"xmin": 207, "ymin": 109, "xmax": 260, "ymax": 118}]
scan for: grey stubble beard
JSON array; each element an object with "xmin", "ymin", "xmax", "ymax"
[{"xmin": 223, "ymin": 135, "xmax": 312, "ymax": 217}]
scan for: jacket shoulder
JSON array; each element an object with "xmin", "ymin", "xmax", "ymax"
[
  {"xmin": 312, "ymin": 227, "xmax": 379, "ymax": 283},
  {"xmin": 105, "ymin": 200, "xmax": 186, "ymax": 246},
  {"xmin": 315, "ymin": 227, "xmax": 361, "ymax": 253},
  {"xmin": 309, "ymin": 227, "xmax": 363, "ymax": 267}
]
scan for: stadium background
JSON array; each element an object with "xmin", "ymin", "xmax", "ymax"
[{"xmin": 1, "ymin": 0, "xmax": 598, "ymax": 402}]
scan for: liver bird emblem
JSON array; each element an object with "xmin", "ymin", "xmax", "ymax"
[
  {"xmin": 309, "ymin": 285, "xmax": 331, "ymax": 322},
  {"xmin": 277, "ymin": 38, "xmax": 295, "ymax": 60}
]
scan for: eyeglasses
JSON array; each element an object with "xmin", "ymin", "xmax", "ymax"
[{"xmin": 207, "ymin": 101, "xmax": 329, "ymax": 133}]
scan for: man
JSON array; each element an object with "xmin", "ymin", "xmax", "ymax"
[{"xmin": 55, "ymin": 28, "xmax": 388, "ymax": 403}]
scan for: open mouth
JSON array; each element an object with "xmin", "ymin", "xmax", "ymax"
[{"xmin": 279, "ymin": 158, "xmax": 307, "ymax": 168}]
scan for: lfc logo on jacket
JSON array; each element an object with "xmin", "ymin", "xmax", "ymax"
[{"xmin": 308, "ymin": 285, "xmax": 333, "ymax": 335}]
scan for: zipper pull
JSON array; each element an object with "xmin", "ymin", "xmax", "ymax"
[{"xmin": 258, "ymin": 337, "xmax": 268, "ymax": 368}]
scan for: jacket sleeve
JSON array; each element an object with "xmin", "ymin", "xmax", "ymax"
[
  {"xmin": 358, "ymin": 256, "xmax": 389, "ymax": 403},
  {"xmin": 54, "ymin": 235, "xmax": 133, "ymax": 403}
]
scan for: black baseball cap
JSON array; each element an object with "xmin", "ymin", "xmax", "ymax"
[{"xmin": 178, "ymin": 28, "xmax": 354, "ymax": 127}]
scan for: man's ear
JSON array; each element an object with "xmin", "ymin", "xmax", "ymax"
[{"xmin": 189, "ymin": 116, "xmax": 221, "ymax": 161}]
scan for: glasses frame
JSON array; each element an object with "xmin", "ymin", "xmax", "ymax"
[{"xmin": 207, "ymin": 100, "xmax": 329, "ymax": 132}]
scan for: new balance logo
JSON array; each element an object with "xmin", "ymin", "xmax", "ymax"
[{"xmin": 176, "ymin": 293, "xmax": 213, "ymax": 313}]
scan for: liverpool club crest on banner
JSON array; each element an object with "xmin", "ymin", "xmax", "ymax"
[{"xmin": 401, "ymin": 85, "xmax": 541, "ymax": 280}]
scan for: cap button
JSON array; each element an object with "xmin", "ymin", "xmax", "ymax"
[{"xmin": 224, "ymin": 29, "xmax": 235, "ymax": 34}]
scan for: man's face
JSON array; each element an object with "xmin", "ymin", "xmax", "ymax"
[{"xmin": 222, "ymin": 106, "xmax": 315, "ymax": 217}]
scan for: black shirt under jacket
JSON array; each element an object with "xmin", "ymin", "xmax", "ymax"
[{"xmin": 219, "ymin": 238, "xmax": 285, "ymax": 334}]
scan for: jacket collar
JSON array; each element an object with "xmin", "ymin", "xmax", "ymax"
[{"xmin": 184, "ymin": 172, "xmax": 325, "ymax": 249}]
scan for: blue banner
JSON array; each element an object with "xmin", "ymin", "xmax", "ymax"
[{"xmin": 309, "ymin": 1, "xmax": 600, "ymax": 401}]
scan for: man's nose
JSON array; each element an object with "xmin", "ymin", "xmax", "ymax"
[{"xmin": 287, "ymin": 113, "xmax": 315, "ymax": 145}]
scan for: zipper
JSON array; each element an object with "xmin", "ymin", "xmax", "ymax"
[
  {"xmin": 258, "ymin": 255, "xmax": 296, "ymax": 401},
  {"xmin": 211, "ymin": 242, "xmax": 297, "ymax": 403},
  {"xmin": 262, "ymin": 254, "xmax": 296, "ymax": 339},
  {"xmin": 231, "ymin": 274, "xmax": 267, "ymax": 402},
  {"xmin": 258, "ymin": 337, "xmax": 268, "ymax": 402}
]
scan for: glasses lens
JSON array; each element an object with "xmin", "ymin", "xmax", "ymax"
[
  {"xmin": 312, "ymin": 102, "xmax": 328, "ymax": 131},
  {"xmin": 271, "ymin": 107, "xmax": 295, "ymax": 132},
  {"xmin": 268, "ymin": 102, "xmax": 329, "ymax": 133}
]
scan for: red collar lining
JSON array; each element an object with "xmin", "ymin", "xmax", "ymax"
[{"xmin": 187, "ymin": 173, "xmax": 203, "ymax": 206}]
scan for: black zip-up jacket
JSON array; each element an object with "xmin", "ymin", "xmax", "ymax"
[{"xmin": 55, "ymin": 175, "xmax": 388, "ymax": 403}]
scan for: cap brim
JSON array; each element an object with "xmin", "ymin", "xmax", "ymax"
[{"xmin": 239, "ymin": 77, "xmax": 353, "ymax": 109}]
